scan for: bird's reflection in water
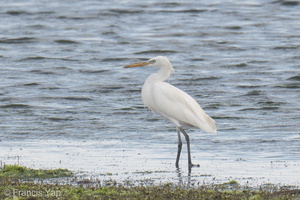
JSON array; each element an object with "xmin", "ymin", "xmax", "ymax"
[{"xmin": 175, "ymin": 168, "xmax": 192, "ymax": 188}]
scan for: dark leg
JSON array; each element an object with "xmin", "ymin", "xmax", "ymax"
[
  {"xmin": 179, "ymin": 127, "xmax": 200, "ymax": 171},
  {"xmin": 175, "ymin": 128, "xmax": 182, "ymax": 168}
]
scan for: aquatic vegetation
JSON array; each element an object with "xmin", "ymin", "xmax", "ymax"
[
  {"xmin": 0, "ymin": 164, "xmax": 73, "ymax": 179},
  {"xmin": 0, "ymin": 165, "xmax": 299, "ymax": 200},
  {"xmin": 1, "ymin": 178, "xmax": 300, "ymax": 200}
]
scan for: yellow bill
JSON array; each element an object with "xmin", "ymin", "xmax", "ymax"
[{"xmin": 124, "ymin": 62, "xmax": 149, "ymax": 68}]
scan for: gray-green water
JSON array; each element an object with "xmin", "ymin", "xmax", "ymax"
[{"xmin": 1, "ymin": 0, "xmax": 299, "ymax": 186}]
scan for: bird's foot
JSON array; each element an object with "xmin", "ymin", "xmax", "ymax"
[
  {"xmin": 191, "ymin": 163, "xmax": 200, "ymax": 167},
  {"xmin": 188, "ymin": 163, "xmax": 200, "ymax": 171}
]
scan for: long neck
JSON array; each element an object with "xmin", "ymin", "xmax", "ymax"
[{"xmin": 150, "ymin": 62, "xmax": 174, "ymax": 82}]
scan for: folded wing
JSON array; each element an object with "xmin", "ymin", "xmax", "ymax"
[{"xmin": 144, "ymin": 82, "xmax": 217, "ymax": 133}]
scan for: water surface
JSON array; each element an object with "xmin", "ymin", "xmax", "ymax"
[{"xmin": 1, "ymin": 0, "xmax": 300, "ymax": 187}]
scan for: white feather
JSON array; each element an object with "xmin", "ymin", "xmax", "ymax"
[{"xmin": 141, "ymin": 56, "xmax": 217, "ymax": 133}]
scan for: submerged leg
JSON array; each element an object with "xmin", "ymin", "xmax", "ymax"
[
  {"xmin": 179, "ymin": 127, "xmax": 200, "ymax": 171},
  {"xmin": 175, "ymin": 128, "xmax": 182, "ymax": 168}
]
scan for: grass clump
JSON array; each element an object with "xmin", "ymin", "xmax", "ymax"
[{"xmin": 0, "ymin": 164, "xmax": 73, "ymax": 179}]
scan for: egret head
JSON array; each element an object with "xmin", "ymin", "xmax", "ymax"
[{"xmin": 124, "ymin": 56, "xmax": 172, "ymax": 70}]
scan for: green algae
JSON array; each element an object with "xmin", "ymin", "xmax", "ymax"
[
  {"xmin": 0, "ymin": 165, "xmax": 299, "ymax": 200},
  {"xmin": 0, "ymin": 164, "xmax": 73, "ymax": 179}
]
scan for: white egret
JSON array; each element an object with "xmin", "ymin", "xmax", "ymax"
[{"xmin": 124, "ymin": 56, "xmax": 216, "ymax": 171}]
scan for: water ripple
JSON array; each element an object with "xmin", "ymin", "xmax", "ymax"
[{"xmin": 1, "ymin": 0, "xmax": 300, "ymax": 186}]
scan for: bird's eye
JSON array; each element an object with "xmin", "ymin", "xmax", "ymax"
[{"xmin": 149, "ymin": 59, "xmax": 156, "ymax": 64}]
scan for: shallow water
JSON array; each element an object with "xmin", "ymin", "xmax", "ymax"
[{"xmin": 1, "ymin": 0, "xmax": 300, "ymax": 187}]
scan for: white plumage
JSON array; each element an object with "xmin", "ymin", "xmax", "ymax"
[{"xmin": 124, "ymin": 56, "xmax": 216, "ymax": 171}]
